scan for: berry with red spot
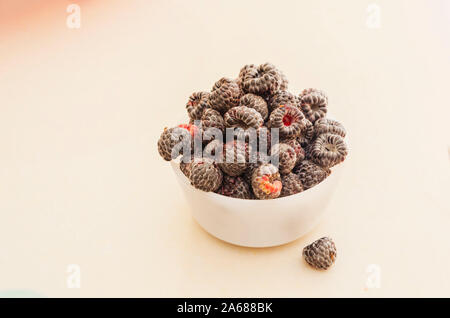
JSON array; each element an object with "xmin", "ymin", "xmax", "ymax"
[
  {"xmin": 251, "ymin": 164, "xmax": 282, "ymax": 200},
  {"xmin": 268, "ymin": 105, "xmax": 305, "ymax": 140}
]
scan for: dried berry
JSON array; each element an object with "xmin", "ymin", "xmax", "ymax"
[
  {"xmin": 280, "ymin": 173, "xmax": 303, "ymax": 197},
  {"xmin": 297, "ymin": 118, "xmax": 315, "ymax": 146},
  {"xmin": 314, "ymin": 118, "xmax": 346, "ymax": 138},
  {"xmin": 216, "ymin": 175, "xmax": 252, "ymax": 199},
  {"xmin": 251, "ymin": 164, "xmax": 282, "ymax": 200},
  {"xmin": 285, "ymin": 139, "xmax": 305, "ymax": 165},
  {"xmin": 218, "ymin": 140, "xmax": 248, "ymax": 176},
  {"xmin": 300, "ymin": 89, "xmax": 328, "ymax": 124},
  {"xmin": 271, "ymin": 143, "xmax": 297, "ymax": 175},
  {"xmin": 268, "ymin": 90, "xmax": 298, "ymax": 113},
  {"xmin": 268, "ymin": 105, "xmax": 305, "ymax": 140},
  {"xmin": 239, "ymin": 63, "xmax": 282, "ymax": 96},
  {"xmin": 201, "ymin": 108, "xmax": 225, "ymax": 133},
  {"xmin": 303, "ymin": 237, "xmax": 337, "ymax": 270},
  {"xmin": 224, "ymin": 106, "xmax": 264, "ymax": 130},
  {"xmin": 203, "ymin": 139, "xmax": 223, "ymax": 161},
  {"xmin": 157, "ymin": 126, "xmax": 192, "ymax": 161},
  {"xmin": 180, "ymin": 160, "xmax": 192, "ymax": 179},
  {"xmin": 239, "ymin": 93, "xmax": 269, "ymax": 120},
  {"xmin": 189, "ymin": 158, "xmax": 223, "ymax": 192},
  {"xmin": 209, "ymin": 78, "xmax": 241, "ymax": 114},
  {"xmin": 309, "ymin": 133, "xmax": 348, "ymax": 168},
  {"xmin": 294, "ymin": 160, "xmax": 331, "ymax": 189},
  {"xmin": 186, "ymin": 92, "xmax": 210, "ymax": 120}
]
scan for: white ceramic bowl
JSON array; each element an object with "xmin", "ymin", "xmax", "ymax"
[{"xmin": 171, "ymin": 158, "xmax": 345, "ymax": 248}]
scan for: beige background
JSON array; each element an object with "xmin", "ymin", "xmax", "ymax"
[{"xmin": 0, "ymin": 0, "xmax": 449, "ymax": 297}]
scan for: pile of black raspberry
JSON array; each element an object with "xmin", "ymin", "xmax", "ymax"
[{"xmin": 157, "ymin": 63, "xmax": 348, "ymax": 200}]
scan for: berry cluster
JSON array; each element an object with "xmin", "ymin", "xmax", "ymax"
[{"xmin": 157, "ymin": 63, "xmax": 348, "ymax": 199}]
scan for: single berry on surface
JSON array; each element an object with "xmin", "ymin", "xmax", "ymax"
[
  {"xmin": 209, "ymin": 77, "xmax": 241, "ymax": 114},
  {"xmin": 300, "ymin": 89, "xmax": 328, "ymax": 124},
  {"xmin": 294, "ymin": 160, "xmax": 331, "ymax": 189},
  {"xmin": 314, "ymin": 118, "xmax": 346, "ymax": 138},
  {"xmin": 239, "ymin": 63, "xmax": 282, "ymax": 96},
  {"xmin": 186, "ymin": 92, "xmax": 210, "ymax": 120},
  {"xmin": 309, "ymin": 133, "xmax": 348, "ymax": 168},
  {"xmin": 218, "ymin": 140, "xmax": 249, "ymax": 176},
  {"xmin": 251, "ymin": 164, "xmax": 282, "ymax": 200},
  {"xmin": 268, "ymin": 105, "xmax": 305, "ymax": 140},
  {"xmin": 239, "ymin": 93, "xmax": 269, "ymax": 120},
  {"xmin": 280, "ymin": 173, "xmax": 303, "ymax": 197},
  {"xmin": 303, "ymin": 237, "xmax": 337, "ymax": 270},
  {"xmin": 224, "ymin": 106, "xmax": 264, "ymax": 130},
  {"xmin": 216, "ymin": 175, "xmax": 252, "ymax": 199},
  {"xmin": 268, "ymin": 90, "xmax": 298, "ymax": 113},
  {"xmin": 201, "ymin": 108, "xmax": 225, "ymax": 133},
  {"xmin": 285, "ymin": 139, "xmax": 305, "ymax": 165},
  {"xmin": 189, "ymin": 158, "xmax": 223, "ymax": 192},
  {"xmin": 157, "ymin": 126, "xmax": 192, "ymax": 161},
  {"xmin": 271, "ymin": 143, "xmax": 297, "ymax": 175}
]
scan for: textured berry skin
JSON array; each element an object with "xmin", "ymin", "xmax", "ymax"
[
  {"xmin": 268, "ymin": 105, "xmax": 305, "ymax": 140},
  {"xmin": 268, "ymin": 90, "xmax": 298, "ymax": 113},
  {"xmin": 189, "ymin": 159, "xmax": 223, "ymax": 192},
  {"xmin": 180, "ymin": 160, "xmax": 192, "ymax": 179},
  {"xmin": 300, "ymin": 90, "xmax": 328, "ymax": 124},
  {"xmin": 303, "ymin": 237, "xmax": 337, "ymax": 270},
  {"xmin": 297, "ymin": 118, "xmax": 315, "ymax": 146},
  {"xmin": 279, "ymin": 70, "xmax": 289, "ymax": 91},
  {"xmin": 285, "ymin": 139, "xmax": 305, "ymax": 165},
  {"xmin": 216, "ymin": 175, "xmax": 252, "ymax": 199},
  {"xmin": 239, "ymin": 63, "xmax": 282, "ymax": 96},
  {"xmin": 280, "ymin": 173, "xmax": 303, "ymax": 197},
  {"xmin": 239, "ymin": 93, "xmax": 269, "ymax": 120},
  {"xmin": 157, "ymin": 126, "xmax": 192, "ymax": 161},
  {"xmin": 209, "ymin": 78, "xmax": 241, "ymax": 114},
  {"xmin": 314, "ymin": 118, "xmax": 346, "ymax": 138},
  {"xmin": 186, "ymin": 92, "xmax": 210, "ymax": 120},
  {"xmin": 203, "ymin": 139, "xmax": 223, "ymax": 160},
  {"xmin": 218, "ymin": 140, "xmax": 248, "ymax": 176},
  {"xmin": 300, "ymin": 88, "xmax": 328, "ymax": 101},
  {"xmin": 224, "ymin": 106, "xmax": 264, "ymax": 129},
  {"xmin": 251, "ymin": 164, "xmax": 282, "ymax": 200},
  {"xmin": 271, "ymin": 143, "xmax": 297, "ymax": 175},
  {"xmin": 309, "ymin": 133, "xmax": 348, "ymax": 168},
  {"xmin": 201, "ymin": 108, "xmax": 225, "ymax": 133},
  {"xmin": 294, "ymin": 160, "xmax": 331, "ymax": 189}
]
